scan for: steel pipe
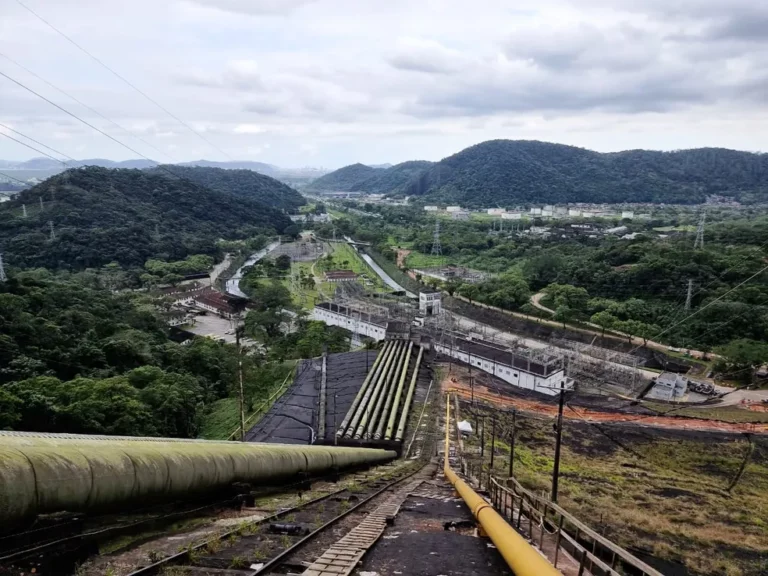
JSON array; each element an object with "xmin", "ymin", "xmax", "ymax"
[
  {"xmin": 384, "ymin": 342, "xmax": 415, "ymax": 440},
  {"xmin": 0, "ymin": 433, "xmax": 396, "ymax": 531},
  {"xmin": 367, "ymin": 341, "xmax": 407, "ymax": 440},
  {"xmin": 345, "ymin": 341, "xmax": 398, "ymax": 438},
  {"xmin": 352, "ymin": 341, "xmax": 402, "ymax": 439},
  {"xmin": 336, "ymin": 341, "xmax": 391, "ymax": 437},
  {"xmin": 443, "ymin": 399, "xmax": 560, "ymax": 576},
  {"xmin": 394, "ymin": 346, "xmax": 423, "ymax": 442}
]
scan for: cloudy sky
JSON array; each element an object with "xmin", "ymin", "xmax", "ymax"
[{"xmin": 1, "ymin": 0, "xmax": 767, "ymax": 168}]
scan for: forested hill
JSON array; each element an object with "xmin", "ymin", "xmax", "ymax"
[
  {"xmin": 0, "ymin": 167, "xmax": 292, "ymax": 270},
  {"xmin": 153, "ymin": 165, "xmax": 305, "ymax": 211},
  {"xmin": 350, "ymin": 161, "xmax": 434, "ymax": 194},
  {"xmin": 307, "ymin": 163, "xmax": 379, "ymax": 191},
  {"xmin": 402, "ymin": 140, "xmax": 768, "ymax": 205}
]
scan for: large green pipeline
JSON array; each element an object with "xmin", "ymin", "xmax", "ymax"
[
  {"xmin": 356, "ymin": 341, "xmax": 405, "ymax": 439},
  {"xmin": 394, "ymin": 346, "xmax": 424, "ymax": 442},
  {"xmin": 336, "ymin": 341, "xmax": 391, "ymax": 438},
  {"xmin": 0, "ymin": 432, "xmax": 396, "ymax": 530},
  {"xmin": 349, "ymin": 341, "xmax": 401, "ymax": 439},
  {"xmin": 384, "ymin": 343, "xmax": 416, "ymax": 440},
  {"xmin": 345, "ymin": 341, "xmax": 398, "ymax": 438},
  {"xmin": 375, "ymin": 341, "xmax": 413, "ymax": 440}
]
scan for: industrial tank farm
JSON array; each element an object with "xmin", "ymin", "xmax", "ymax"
[{"xmin": 0, "ymin": 431, "xmax": 395, "ymax": 531}]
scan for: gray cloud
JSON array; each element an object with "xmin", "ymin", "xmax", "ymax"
[
  {"xmin": 183, "ymin": 0, "xmax": 316, "ymax": 16},
  {"xmin": 387, "ymin": 39, "xmax": 465, "ymax": 75}
]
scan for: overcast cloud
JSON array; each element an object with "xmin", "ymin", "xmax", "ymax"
[{"xmin": 1, "ymin": 0, "xmax": 767, "ymax": 168}]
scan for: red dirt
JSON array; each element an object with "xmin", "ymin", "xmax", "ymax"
[{"xmin": 440, "ymin": 368, "xmax": 768, "ymax": 435}]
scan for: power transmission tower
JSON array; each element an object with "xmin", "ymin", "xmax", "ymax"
[
  {"xmin": 685, "ymin": 278, "xmax": 694, "ymax": 310},
  {"xmin": 694, "ymin": 213, "xmax": 706, "ymax": 249},
  {"xmin": 431, "ymin": 219, "xmax": 442, "ymax": 256},
  {"xmin": 0, "ymin": 253, "xmax": 7, "ymax": 282},
  {"xmin": 48, "ymin": 220, "xmax": 55, "ymax": 240},
  {"xmin": 22, "ymin": 204, "xmax": 27, "ymax": 218},
  {"xmin": 39, "ymin": 196, "xmax": 44, "ymax": 211}
]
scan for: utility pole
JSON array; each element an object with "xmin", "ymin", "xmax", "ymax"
[
  {"xmin": 22, "ymin": 204, "xmax": 27, "ymax": 218},
  {"xmin": 0, "ymin": 253, "xmax": 7, "ymax": 282},
  {"xmin": 551, "ymin": 381, "xmax": 566, "ymax": 503},
  {"xmin": 694, "ymin": 213, "xmax": 706, "ymax": 249},
  {"xmin": 508, "ymin": 409, "xmax": 516, "ymax": 478},
  {"xmin": 431, "ymin": 219, "xmax": 442, "ymax": 257},
  {"xmin": 48, "ymin": 221, "xmax": 55, "ymax": 240},
  {"xmin": 236, "ymin": 323, "xmax": 246, "ymax": 442},
  {"xmin": 685, "ymin": 279, "xmax": 694, "ymax": 311}
]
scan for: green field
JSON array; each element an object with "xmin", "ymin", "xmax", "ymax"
[{"xmin": 405, "ymin": 251, "xmax": 449, "ymax": 269}]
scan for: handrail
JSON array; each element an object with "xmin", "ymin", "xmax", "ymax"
[
  {"xmin": 226, "ymin": 366, "xmax": 295, "ymax": 441},
  {"xmin": 489, "ymin": 476, "xmax": 663, "ymax": 576},
  {"xmin": 444, "ymin": 398, "xmax": 561, "ymax": 576}
]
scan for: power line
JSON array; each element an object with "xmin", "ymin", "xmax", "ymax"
[
  {"xmin": 0, "ymin": 124, "xmax": 74, "ymax": 165},
  {"xmin": 0, "ymin": 69, "xmax": 158, "ymax": 163},
  {"xmin": 0, "ymin": 51, "xmax": 175, "ymax": 163},
  {"xmin": 0, "ymin": 170, "xmax": 31, "ymax": 186},
  {"xmin": 15, "ymin": 0, "xmax": 232, "ymax": 161},
  {"xmin": 628, "ymin": 262, "xmax": 768, "ymax": 356}
]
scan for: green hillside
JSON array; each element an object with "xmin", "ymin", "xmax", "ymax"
[
  {"xmin": 0, "ymin": 167, "xmax": 292, "ymax": 270},
  {"xmin": 350, "ymin": 160, "xmax": 433, "ymax": 194},
  {"xmin": 153, "ymin": 165, "xmax": 305, "ymax": 211},
  {"xmin": 307, "ymin": 163, "xmax": 379, "ymax": 192},
  {"xmin": 402, "ymin": 140, "xmax": 768, "ymax": 206}
]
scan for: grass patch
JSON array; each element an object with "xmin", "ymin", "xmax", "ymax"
[
  {"xmin": 198, "ymin": 367, "xmax": 293, "ymax": 440},
  {"xmin": 405, "ymin": 251, "xmax": 449, "ymax": 269}
]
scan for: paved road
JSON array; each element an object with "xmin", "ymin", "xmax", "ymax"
[{"xmin": 225, "ymin": 241, "xmax": 280, "ymax": 297}]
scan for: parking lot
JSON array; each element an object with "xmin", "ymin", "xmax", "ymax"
[{"xmin": 185, "ymin": 313, "xmax": 261, "ymax": 349}]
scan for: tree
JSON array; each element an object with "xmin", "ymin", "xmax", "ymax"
[
  {"xmin": 457, "ymin": 283, "xmax": 479, "ymax": 304},
  {"xmin": 548, "ymin": 284, "xmax": 590, "ymax": 312},
  {"xmin": 554, "ymin": 305, "xmax": 574, "ymax": 328},
  {"xmin": 715, "ymin": 339, "xmax": 768, "ymax": 376},
  {"xmin": 591, "ymin": 311, "xmax": 618, "ymax": 337},
  {"xmin": 275, "ymin": 254, "xmax": 292, "ymax": 271}
]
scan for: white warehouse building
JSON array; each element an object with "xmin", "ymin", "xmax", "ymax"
[
  {"xmin": 434, "ymin": 334, "xmax": 574, "ymax": 396},
  {"xmin": 311, "ymin": 302, "xmax": 388, "ymax": 341}
]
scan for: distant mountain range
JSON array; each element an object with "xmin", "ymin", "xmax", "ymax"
[
  {"xmin": 310, "ymin": 140, "xmax": 768, "ymax": 205},
  {"xmin": 0, "ymin": 158, "xmax": 330, "ymax": 184}
]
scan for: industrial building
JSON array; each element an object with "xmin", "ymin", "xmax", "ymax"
[
  {"xmin": 646, "ymin": 372, "xmax": 688, "ymax": 401},
  {"xmin": 412, "ymin": 264, "xmax": 490, "ymax": 284},
  {"xmin": 419, "ymin": 290, "xmax": 442, "ymax": 315},
  {"xmin": 311, "ymin": 301, "xmax": 389, "ymax": 341},
  {"xmin": 434, "ymin": 334, "xmax": 573, "ymax": 396}
]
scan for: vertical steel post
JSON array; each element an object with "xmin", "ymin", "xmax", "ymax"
[{"xmin": 551, "ymin": 381, "xmax": 565, "ymax": 503}]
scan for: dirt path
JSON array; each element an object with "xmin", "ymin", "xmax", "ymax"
[
  {"xmin": 396, "ymin": 248, "xmax": 411, "ymax": 268},
  {"xmin": 441, "ymin": 368, "xmax": 768, "ymax": 434}
]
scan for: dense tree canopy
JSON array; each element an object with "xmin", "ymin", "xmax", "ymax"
[
  {"xmin": 0, "ymin": 270, "xmax": 272, "ymax": 436},
  {"xmin": 0, "ymin": 167, "xmax": 292, "ymax": 270},
  {"xmin": 401, "ymin": 140, "xmax": 768, "ymax": 206},
  {"xmin": 153, "ymin": 165, "xmax": 306, "ymax": 211}
]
